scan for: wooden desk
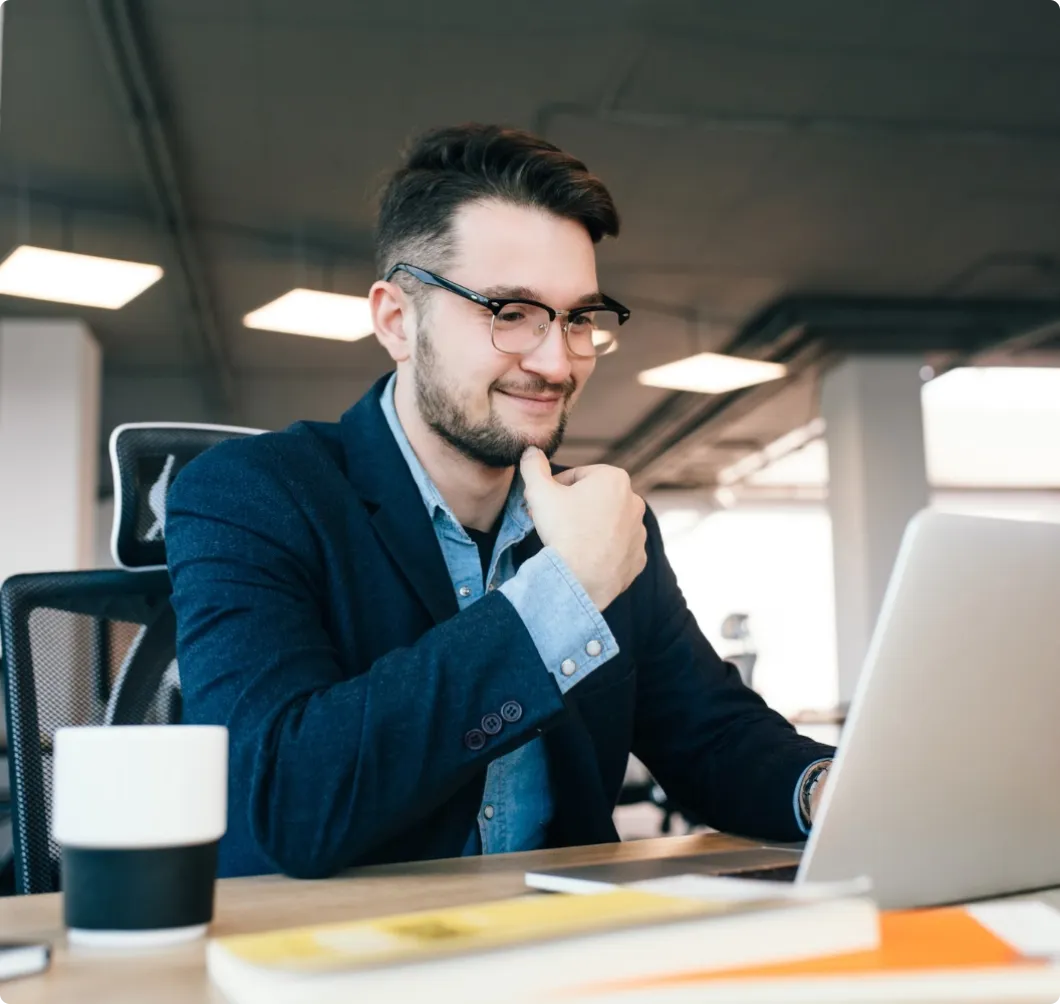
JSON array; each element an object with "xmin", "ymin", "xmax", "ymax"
[{"xmin": 0, "ymin": 833, "xmax": 757, "ymax": 1004}]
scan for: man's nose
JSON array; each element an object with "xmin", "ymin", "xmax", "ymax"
[{"xmin": 519, "ymin": 315, "xmax": 573, "ymax": 385}]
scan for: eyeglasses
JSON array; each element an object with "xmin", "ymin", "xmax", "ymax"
[{"xmin": 383, "ymin": 262, "xmax": 630, "ymax": 359}]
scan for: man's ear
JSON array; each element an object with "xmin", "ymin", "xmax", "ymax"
[{"xmin": 370, "ymin": 279, "xmax": 414, "ymax": 363}]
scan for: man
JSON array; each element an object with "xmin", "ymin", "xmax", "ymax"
[{"xmin": 167, "ymin": 124, "xmax": 833, "ymax": 879}]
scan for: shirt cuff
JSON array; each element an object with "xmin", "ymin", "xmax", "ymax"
[
  {"xmin": 793, "ymin": 758, "xmax": 833, "ymax": 836},
  {"xmin": 499, "ymin": 547, "xmax": 619, "ymax": 694}
]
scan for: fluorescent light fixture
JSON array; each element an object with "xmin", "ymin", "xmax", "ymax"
[
  {"xmin": 0, "ymin": 245, "xmax": 163, "ymax": 308},
  {"xmin": 243, "ymin": 288, "xmax": 374, "ymax": 341},
  {"xmin": 638, "ymin": 352, "xmax": 787, "ymax": 394}
]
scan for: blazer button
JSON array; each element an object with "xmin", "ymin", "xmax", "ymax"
[
  {"xmin": 481, "ymin": 712, "xmax": 503, "ymax": 735},
  {"xmin": 500, "ymin": 700, "xmax": 522, "ymax": 723},
  {"xmin": 464, "ymin": 729, "xmax": 486, "ymax": 751}
]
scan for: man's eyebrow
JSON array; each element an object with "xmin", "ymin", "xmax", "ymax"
[
  {"xmin": 479, "ymin": 285, "xmax": 606, "ymax": 307},
  {"xmin": 480, "ymin": 284, "xmax": 540, "ymax": 301}
]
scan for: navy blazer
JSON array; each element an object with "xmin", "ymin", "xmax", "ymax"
[{"xmin": 166, "ymin": 375, "xmax": 834, "ymax": 878}]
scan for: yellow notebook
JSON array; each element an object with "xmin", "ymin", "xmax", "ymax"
[
  {"xmin": 207, "ymin": 888, "xmax": 879, "ymax": 1004},
  {"xmin": 212, "ymin": 889, "xmax": 707, "ymax": 973}
]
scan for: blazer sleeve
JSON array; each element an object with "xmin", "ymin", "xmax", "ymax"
[
  {"xmin": 629, "ymin": 507, "xmax": 835, "ymax": 842},
  {"xmin": 165, "ymin": 442, "xmax": 567, "ymax": 879}
]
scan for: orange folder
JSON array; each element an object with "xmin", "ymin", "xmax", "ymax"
[{"xmin": 573, "ymin": 908, "xmax": 1060, "ymax": 1001}]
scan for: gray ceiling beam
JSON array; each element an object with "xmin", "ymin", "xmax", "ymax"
[{"xmin": 86, "ymin": 0, "xmax": 236, "ymax": 418}]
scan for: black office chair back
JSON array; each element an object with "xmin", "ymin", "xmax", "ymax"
[
  {"xmin": 0, "ymin": 422, "xmax": 263, "ymax": 894},
  {"xmin": 109, "ymin": 422, "xmax": 263, "ymax": 570},
  {"xmin": 0, "ymin": 570, "xmax": 174, "ymax": 894}
]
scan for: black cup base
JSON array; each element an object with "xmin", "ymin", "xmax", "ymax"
[{"xmin": 62, "ymin": 841, "xmax": 219, "ymax": 933}]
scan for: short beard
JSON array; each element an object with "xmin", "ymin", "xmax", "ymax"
[{"xmin": 413, "ymin": 324, "xmax": 573, "ymax": 469}]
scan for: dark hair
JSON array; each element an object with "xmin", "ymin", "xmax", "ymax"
[{"xmin": 374, "ymin": 123, "xmax": 620, "ymax": 279}]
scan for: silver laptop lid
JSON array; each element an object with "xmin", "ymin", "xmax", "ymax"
[{"xmin": 800, "ymin": 510, "xmax": 1060, "ymax": 908}]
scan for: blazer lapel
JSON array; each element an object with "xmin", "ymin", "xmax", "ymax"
[
  {"xmin": 370, "ymin": 502, "xmax": 457, "ymax": 625},
  {"xmin": 339, "ymin": 376, "xmax": 458, "ymax": 625}
]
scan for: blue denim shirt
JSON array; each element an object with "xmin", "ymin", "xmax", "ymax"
[{"xmin": 380, "ymin": 375, "xmax": 619, "ymax": 853}]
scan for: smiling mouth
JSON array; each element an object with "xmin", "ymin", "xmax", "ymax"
[{"xmin": 497, "ymin": 390, "xmax": 563, "ymax": 404}]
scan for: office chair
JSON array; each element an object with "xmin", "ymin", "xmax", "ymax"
[
  {"xmin": 720, "ymin": 612, "xmax": 757, "ymax": 690},
  {"xmin": 0, "ymin": 650, "xmax": 12, "ymax": 895},
  {"xmin": 109, "ymin": 422, "xmax": 263, "ymax": 572},
  {"xmin": 0, "ymin": 422, "xmax": 261, "ymax": 894},
  {"xmin": 0, "ymin": 569, "xmax": 175, "ymax": 893}
]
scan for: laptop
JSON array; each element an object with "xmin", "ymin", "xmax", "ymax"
[{"xmin": 527, "ymin": 510, "xmax": 1060, "ymax": 910}]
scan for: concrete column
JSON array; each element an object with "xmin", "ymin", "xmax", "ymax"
[
  {"xmin": 0, "ymin": 318, "xmax": 102, "ymax": 586},
  {"xmin": 821, "ymin": 356, "xmax": 929, "ymax": 702}
]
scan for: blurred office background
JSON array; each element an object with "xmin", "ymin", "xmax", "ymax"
[{"xmin": 2, "ymin": 0, "xmax": 1060, "ymax": 845}]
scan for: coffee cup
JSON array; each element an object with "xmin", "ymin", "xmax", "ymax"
[{"xmin": 52, "ymin": 724, "xmax": 227, "ymax": 947}]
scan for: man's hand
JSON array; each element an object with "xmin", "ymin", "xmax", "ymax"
[{"xmin": 520, "ymin": 447, "xmax": 648, "ymax": 611}]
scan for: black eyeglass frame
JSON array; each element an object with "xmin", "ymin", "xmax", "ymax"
[{"xmin": 383, "ymin": 262, "xmax": 630, "ymax": 357}]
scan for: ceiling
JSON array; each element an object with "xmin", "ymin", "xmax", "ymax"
[{"xmin": 2, "ymin": 0, "xmax": 1060, "ymax": 493}]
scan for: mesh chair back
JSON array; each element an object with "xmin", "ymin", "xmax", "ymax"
[
  {"xmin": 109, "ymin": 422, "xmax": 263, "ymax": 570},
  {"xmin": 0, "ymin": 422, "xmax": 262, "ymax": 893},
  {"xmin": 0, "ymin": 569, "xmax": 174, "ymax": 894}
]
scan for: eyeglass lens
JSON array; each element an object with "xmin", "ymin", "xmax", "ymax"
[{"xmin": 491, "ymin": 303, "xmax": 620, "ymax": 357}]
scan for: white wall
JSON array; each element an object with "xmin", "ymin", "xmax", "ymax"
[
  {"xmin": 653, "ymin": 500, "xmax": 840, "ymax": 719},
  {"xmin": 0, "ymin": 318, "xmax": 101, "ymax": 586}
]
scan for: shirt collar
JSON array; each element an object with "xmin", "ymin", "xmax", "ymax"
[{"xmin": 379, "ymin": 373, "xmax": 534, "ymax": 538}]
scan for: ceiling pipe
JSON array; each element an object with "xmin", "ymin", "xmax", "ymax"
[{"xmin": 86, "ymin": 0, "xmax": 237, "ymax": 419}]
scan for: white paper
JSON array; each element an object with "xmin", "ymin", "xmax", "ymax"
[{"xmin": 966, "ymin": 901, "xmax": 1060, "ymax": 959}]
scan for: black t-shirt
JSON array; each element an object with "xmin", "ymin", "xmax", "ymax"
[{"xmin": 462, "ymin": 517, "xmax": 504, "ymax": 586}]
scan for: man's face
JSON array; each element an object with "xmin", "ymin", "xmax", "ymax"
[{"xmin": 410, "ymin": 199, "xmax": 600, "ymax": 468}]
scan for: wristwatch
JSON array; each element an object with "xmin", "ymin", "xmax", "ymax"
[{"xmin": 799, "ymin": 760, "xmax": 832, "ymax": 825}]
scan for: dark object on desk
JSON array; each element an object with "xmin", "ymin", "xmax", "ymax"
[
  {"xmin": 0, "ymin": 422, "xmax": 261, "ymax": 896},
  {"xmin": 0, "ymin": 940, "xmax": 51, "ymax": 982},
  {"xmin": 525, "ymin": 848, "xmax": 803, "ymax": 894}
]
